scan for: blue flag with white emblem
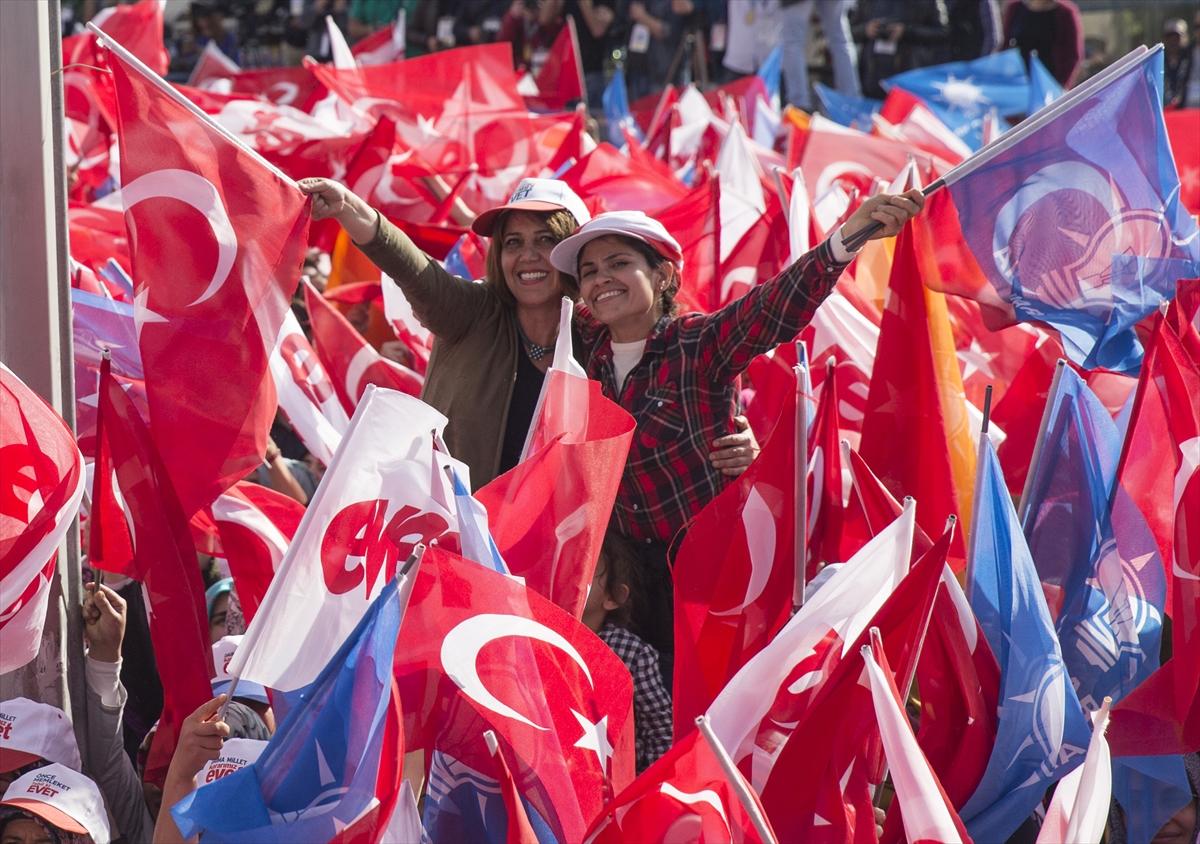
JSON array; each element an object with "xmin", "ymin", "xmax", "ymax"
[
  {"xmin": 884, "ymin": 49, "xmax": 1030, "ymax": 149},
  {"xmin": 946, "ymin": 47, "xmax": 1200, "ymax": 374},
  {"xmin": 961, "ymin": 436, "xmax": 1091, "ymax": 843},
  {"xmin": 172, "ymin": 575, "xmax": 404, "ymax": 843},
  {"xmin": 1021, "ymin": 366, "xmax": 1189, "ymax": 844},
  {"xmin": 814, "ymin": 82, "xmax": 882, "ymax": 131}
]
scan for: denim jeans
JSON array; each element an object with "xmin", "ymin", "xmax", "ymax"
[{"xmin": 782, "ymin": 0, "xmax": 861, "ymax": 111}]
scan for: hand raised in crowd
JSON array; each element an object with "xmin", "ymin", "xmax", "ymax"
[
  {"xmin": 709, "ymin": 415, "xmax": 760, "ymax": 477},
  {"xmin": 167, "ymin": 696, "xmax": 230, "ymax": 787},
  {"xmin": 83, "ymin": 581, "xmax": 126, "ymax": 664},
  {"xmin": 299, "ymin": 178, "xmax": 379, "ymax": 245},
  {"xmin": 841, "ymin": 189, "xmax": 925, "ymax": 243}
]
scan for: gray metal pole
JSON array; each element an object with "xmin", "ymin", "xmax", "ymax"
[{"xmin": 0, "ymin": 0, "xmax": 88, "ymax": 771}]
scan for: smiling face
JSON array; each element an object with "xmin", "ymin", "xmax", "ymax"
[
  {"xmin": 578, "ymin": 235, "xmax": 668, "ymax": 343},
  {"xmin": 498, "ymin": 211, "xmax": 565, "ymax": 313}
]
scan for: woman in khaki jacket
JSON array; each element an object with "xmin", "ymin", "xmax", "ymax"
[{"xmin": 299, "ymin": 177, "xmax": 756, "ymax": 490}]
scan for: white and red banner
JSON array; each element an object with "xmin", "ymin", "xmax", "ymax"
[
  {"xmin": 230, "ymin": 387, "xmax": 460, "ymax": 691},
  {"xmin": 269, "ymin": 309, "xmax": 349, "ymax": 466},
  {"xmin": 0, "ymin": 365, "xmax": 86, "ymax": 674}
]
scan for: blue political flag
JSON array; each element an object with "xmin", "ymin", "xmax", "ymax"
[
  {"xmin": 96, "ymin": 258, "xmax": 135, "ymax": 299},
  {"xmin": 756, "ymin": 44, "xmax": 782, "ymax": 103},
  {"xmin": 423, "ymin": 750, "xmax": 557, "ymax": 843},
  {"xmin": 884, "ymin": 49, "xmax": 1030, "ymax": 148},
  {"xmin": 1022, "ymin": 366, "xmax": 1188, "ymax": 844},
  {"xmin": 946, "ymin": 47, "xmax": 1200, "ymax": 374},
  {"xmin": 450, "ymin": 468, "xmax": 509, "ymax": 574},
  {"xmin": 172, "ymin": 575, "xmax": 404, "ymax": 842},
  {"xmin": 962, "ymin": 437, "xmax": 1091, "ymax": 843},
  {"xmin": 70, "ymin": 289, "xmax": 142, "ymax": 379},
  {"xmin": 602, "ymin": 65, "xmax": 642, "ymax": 149},
  {"xmin": 813, "ymin": 82, "xmax": 882, "ymax": 131},
  {"xmin": 1027, "ymin": 52, "xmax": 1063, "ymax": 115},
  {"xmin": 442, "ymin": 234, "xmax": 477, "ymax": 281}
]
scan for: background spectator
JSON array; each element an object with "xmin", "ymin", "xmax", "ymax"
[
  {"xmin": 1163, "ymin": 18, "xmax": 1193, "ymax": 107},
  {"xmin": 623, "ymin": 0, "xmax": 691, "ymax": 101},
  {"xmin": 454, "ymin": 0, "xmax": 506, "ymax": 46},
  {"xmin": 946, "ymin": 0, "xmax": 1002, "ymax": 61},
  {"xmin": 1001, "ymin": 0, "xmax": 1083, "ymax": 88},
  {"xmin": 1188, "ymin": 8, "xmax": 1200, "ymax": 108},
  {"xmin": 722, "ymin": 0, "xmax": 782, "ymax": 78},
  {"xmin": 347, "ymin": 0, "xmax": 402, "ymax": 42},
  {"xmin": 850, "ymin": 0, "xmax": 951, "ymax": 99},
  {"xmin": 567, "ymin": 0, "xmax": 618, "ymax": 111},
  {"xmin": 498, "ymin": 0, "xmax": 566, "ymax": 74},
  {"xmin": 781, "ymin": 0, "xmax": 861, "ymax": 112}
]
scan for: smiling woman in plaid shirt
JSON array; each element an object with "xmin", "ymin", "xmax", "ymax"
[{"xmin": 549, "ymin": 190, "xmax": 925, "ymax": 684}]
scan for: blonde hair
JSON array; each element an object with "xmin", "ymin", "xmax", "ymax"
[{"xmin": 483, "ymin": 208, "xmax": 580, "ymax": 307}]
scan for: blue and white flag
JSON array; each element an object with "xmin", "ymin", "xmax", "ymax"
[
  {"xmin": 423, "ymin": 751, "xmax": 557, "ymax": 844},
  {"xmin": 172, "ymin": 574, "xmax": 407, "ymax": 843},
  {"xmin": 813, "ymin": 82, "xmax": 882, "ymax": 131},
  {"xmin": 449, "ymin": 467, "xmax": 509, "ymax": 574},
  {"xmin": 946, "ymin": 47, "xmax": 1200, "ymax": 373},
  {"xmin": 1022, "ymin": 366, "xmax": 1188, "ymax": 844},
  {"xmin": 961, "ymin": 437, "xmax": 1091, "ymax": 843}
]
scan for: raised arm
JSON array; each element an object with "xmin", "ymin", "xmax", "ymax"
[
  {"xmin": 299, "ymin": 178, "xmax": 490, "ymax": 343},
  {"xmin": 695, "ymin": 190, "xmax": 924, "ymax": 382}
]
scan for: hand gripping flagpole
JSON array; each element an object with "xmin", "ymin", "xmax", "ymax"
[
  {"xmin": 841, "ymin": 44, "xmax": 1155, "ymax": 253},
  {"xmin": 964, "ymin": 384, "xmax": 994, "ymax": 603},
  {"xmin": 695, "ymin": 715, "xmax": 778, "ymax": 844},
  {"xmin": 793, "ymin": 355, "xmax": 809, "ymax": 610},
  {"xmin": 215, "ymin": 543, "xmax": 426, "ymax": 723},
  {"xmin": 85, "ymin": 22, "xmax": 300, "ymax": 190}
]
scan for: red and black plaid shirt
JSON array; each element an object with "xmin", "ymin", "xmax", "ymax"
[{"xmin": 577, "ymin": 238, "xmax": 850, "ymax": 545}]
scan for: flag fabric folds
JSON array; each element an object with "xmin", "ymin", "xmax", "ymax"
[
  {"xmin": 230, "ymin": 388, "xmax": 460, "ymax": 691},
  {"xmin": 106, "ymin": 39, "xmax": 311, "ymax": 517},
  {"xmin": 269, "ymin": 309, "xmax": 350, "ymax": 466},
  {"xmin": 172, "ymin": 571, "xmax": 408, "ymax": 843},
  {"xmin": 0, "ymin": 365, "xmax": 86, "ymax": 675},
  {"xmin": 961, "ymin": 437, "xmax": 1090, "ymax": 843},
  {"xmin": 944, "ymin": 47, "xmax": 1200, "ymax": 374}
]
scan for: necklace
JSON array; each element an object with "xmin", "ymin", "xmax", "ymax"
[{"xmin": 515, "ymin": 317, "xmax": 555, "ymax": 362}]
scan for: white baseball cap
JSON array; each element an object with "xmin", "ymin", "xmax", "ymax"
[
  {"xmin": 0, "ymin": 699, "xmax": 81, "ymax": 775},
  {"xmin": 471, "ymin": 178, "xmax": 591, "ymax": 237},
  {"xmin": 211, "ymin": 636, "xmax": 270, "ymax": 706},
  {"xmin": 196, "ymin": 738, "xmax": 267, "ymax": 788},
  {"xmin": 549, "ymin": 210, "xmax": 684, "ymax": 278},
  {"xmin": 1, "ymin": 763, "xmax": 110, "ymax": 844}
]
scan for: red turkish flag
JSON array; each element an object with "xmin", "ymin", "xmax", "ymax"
[
  {"xmin": 397, "ymin": 546, "xmax": 635, "ymax": 844},
  {"xmin": 799, "ymin": 117, "xmax": 927, "ymax": 204},
  {"xmin": 673, "ymin": 385, "xmax": 798, "ymax": 739},
  {"xmin": 350, "ymin": 24, "xmax": 405, "ymax": 66},
  {"xmin": 107, "ymin": 46, "xmax": 311, "ymax": 518},
  {"xmin": 858, "ymin": 229, "xmax": 970, "ymax": 568},
  {"xmin": 186, "ymin": 41, "xmax": 241, "ymax": 88},
  {"xmin": 560, "ymin": 143, "xmax": 690, "ymax": 215},
  {"xmin": 93, "ymin": 0, "xmax": 169, "ymax": 75},
  {"xmin": 489, "ymin": 735, "xmax": 540, "ymax": 844},
  {"xmin": 0, "ymin": 364, "xmax": 86, "ymax": 674},
  {"xmin": 808, "ymin": 357, "xmax": 847, "ymax": 570},
  {"xmin": 343, "ymin": 116, "xmax": 440, "ymax": 225},
  {"xmin": 990, "ymin": 331, "xmax": 1065, "ymax": 496},
  {"xmin": 585, "ymin": 729, "xmax": 775, "ymax": 843},
  {"xmin": 304, "ymin": 280, "xmax": 423, "ymax": 414},
  {"xmin": 228, "ymin": 66, "xmax": 328, "ymax": 113},
  {"xmin": 1165, "ymin": 110, "xmax": 1200, "ymax": 217},
  {"xmin": 87, "ymin": 368, "xmax": 137, "ymax": 581},
  {"xmin": 656, "ymin": 179, "xmax": 719, "ymax": 314},
  {"xmin": 209, "ymin": 481, "xmax": 304, "ymax": 626},
  {"xmin": 527, "ymin": 18, "xmax": 585, "ymax": 112},
  {"xmin": 97, "ymin": 357, "xmax": 214, "ymax": 786},
  {"xmin": 1110, "ymin": 303, "xmax": 1200, "ymax": 755},
  {"xmin": 476, "ymin": 370, "xmax": 635, "ymax": 618},
  {"xmin": 844, "ymin": 445, "xmax": 933, "ymax": 560}
]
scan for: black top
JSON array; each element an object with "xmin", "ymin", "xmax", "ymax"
[
  {"xmin": 498, "ymin": 342, "xmax": 546, "ymax": 476},
  {"xmin": 1008, "ymin": 4, "xmax": 1056, "ymax": 71},
  {"xmin": 567, "ymin": 0, "xmax": 616, "ymax": 74}
]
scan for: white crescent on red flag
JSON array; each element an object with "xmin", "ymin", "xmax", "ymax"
[
  {"xmin": 0, "ymin": 365, "xmax": 86, "ymax": 675},
  {"xmin": 105, "ymin": 42, "xmax": 311, "ymax": 518}
]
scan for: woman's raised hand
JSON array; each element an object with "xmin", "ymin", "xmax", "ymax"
[
  {"xmin": 299, "ymin": 178, "xmax": 380, "ymax": 244},
  {"xmin": 841, "ymin": 188, "xmax": 925, "ymax": 243}
]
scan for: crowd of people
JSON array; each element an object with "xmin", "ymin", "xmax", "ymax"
[
  {"xmin": 5, "ymin": 1, "xmax": 1199, "ymax": 842},
  {"xmin": 61, "ymin": 0, "xmax": 1200, "ymax": 117}
]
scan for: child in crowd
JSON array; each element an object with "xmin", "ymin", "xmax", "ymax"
[{"xmin": 582, "ymin": 532, "xmax": 673, "ymax": 774}]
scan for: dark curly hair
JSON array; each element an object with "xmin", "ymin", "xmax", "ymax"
[
  {"xmin": 483, "ymin": 208, "xmax": 580, "ymax": 307},
  {"xmin": 597, "ymin": 530, "xmax": 644, "ymax": 632}
]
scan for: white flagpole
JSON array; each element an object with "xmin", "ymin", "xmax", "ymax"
[
  {"xmin": 793, "ymin": 359, "xmax": 809, "ymax": 609},
  {"xmin": 696, "ymin": 715, "xmax": 778, "ymax": 844},
  {"xmin": 1016, "ymin": 359, "xmax": 1067, "ymax": 528},
  {"xmin": 85, "ymin": 22, "xmax": 300, "ymax": 189}
]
